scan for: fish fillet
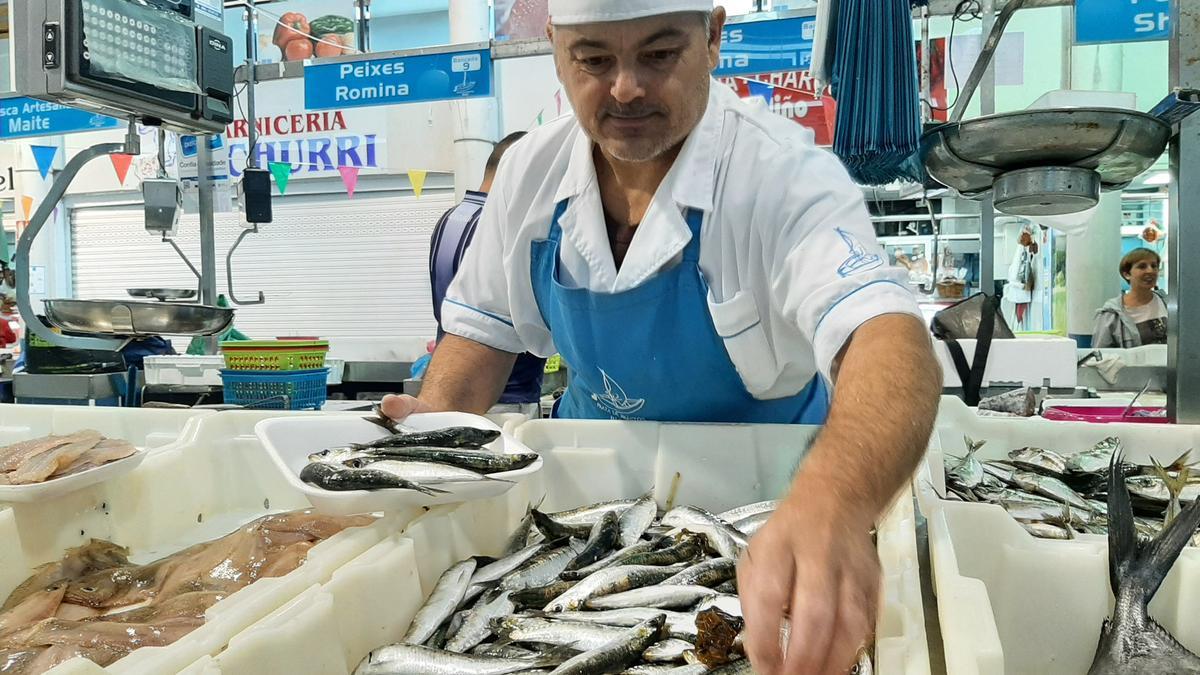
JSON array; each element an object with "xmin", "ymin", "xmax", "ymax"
[
  {"xmin": 7, "ymin": 432, "xmax": 104, "ymax": 485},
  {"xmin": 49, "ymin": 439, "xmax": 138, "ymax": 480},
  {"xmin": 0, "ymin": 433, "xmax": 89, "ymax": 473}
]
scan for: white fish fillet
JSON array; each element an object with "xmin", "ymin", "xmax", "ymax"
[
  {"xmin": 50, "ymin": 439, "xmax": 138, "ymax": 479},
  {"xmin": 0, "ymin": 431, "xmax": 101, "ymax": 473},
  {"xmin": 9, "ymin": 431, "xmax": 105, "ymax": 484}
]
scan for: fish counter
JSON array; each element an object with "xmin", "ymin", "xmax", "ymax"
[
  {"xmin": 916, "ymin": 397, "xmax": 1200, "ymax": 675},
  {"xmin": 0, "ymin": 407, "xmax": 930, "ymax": 675},
  {"xmin": 166, "ymin": 418, "xmax": 930, "ymax": 675}
]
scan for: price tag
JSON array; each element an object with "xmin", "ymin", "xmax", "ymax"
[{"xmin": 544, "ymin": 355, "xmax": 562, "ymax": 374}]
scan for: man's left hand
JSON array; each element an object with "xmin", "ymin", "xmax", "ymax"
[{"xmin": 737, "ymin": 481, "xmax": 879, "ymax": 674}]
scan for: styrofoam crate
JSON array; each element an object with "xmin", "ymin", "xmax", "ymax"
[
  {"xmin": 935, "ymin": 337, "xmax": 1077, "ymax": 388},
  {"xmin": 145, "ymin": 356, "xmax": 345, "ymax": 386},
  {"xmin": 916, "ymin": 396, "xmax": 1200, "ymax": 675},
  {"xmin": 189, "ymin": 420, "xmax": 930, "ymax": 675}
]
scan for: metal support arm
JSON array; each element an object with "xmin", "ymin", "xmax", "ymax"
[
  {"xmin": 950, "ymin": 0, "xmax": 1031, "ymax": 122},
  {"xmin": 16, "ymin": 141, "xmax": 135, "ymax": 351},
  {"xmin": 226, "ymin": 226, "xmax": 265, "ymax": 305},
  {"xmin": 163, "ymin": 235, "xmax": 202, "ymax": 299}
]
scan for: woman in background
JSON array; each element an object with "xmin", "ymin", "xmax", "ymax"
[{"xmin": 1092, "ymin": 247, "xmax": 1168, "ymax": 348}]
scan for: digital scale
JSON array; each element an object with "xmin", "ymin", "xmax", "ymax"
[{"xmin": 8, "ymin": 0, "xmax": 238, "ymax": 405}]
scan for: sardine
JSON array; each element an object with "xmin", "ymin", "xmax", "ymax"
[
  {"xmin": 1021, "ymin": 520, "xmax": 1074, "ymax": 540},
  {"xmin": 586, "ymin": 585, "xmax": 719, "ymax": 611},
  {"xmin": 660, "ymin": 506, "xmax": 748, "ymax": 560},
  {"xmin": 661, "ymin": 558, "xmax": 737, "ymax": 588},
  {"xmin": 502, "ymin": 506, "xmax": 539, "ymax": 557},
  {"xmin": 642, "ymin": 639, "xmax": 695, "ymax": 663},
  {"xmin": 565, "ymin": 511, "xmax": 621, "ymax": 572},
  {"xmin": 402, "ymin": 560, "xmax": 477, "ymax": 644},
  {"xmin": 614, "ymin": 534, "xmax": 704, "ymax": 569},
  {"xmin": 549, "ymin": 614, "xmax": 667, "ymax": 675},
  {"xmin": 543, "ymin": 564, "xmax": 686, "ymax": 612},
  {"xmin": 533, "ymin": 510, "xmax": 596, "ymax": 540},
  {"xmin": 545, "ymin": 609, "xmax": 699, "ymax": 641},
  {"xmin": 355, "ymin": 643, "xmax": 562, "ymax": 675},
  {"xmin": 510, "ymin": 580, "xmax": 579, "ymax": 608},
  {"xmin": 978, "ymin": 386, "xmax": 1037, "ymax": 417},
  {"xmin": 716, "ymin": 500, "xmax": 779, "ymax": 524},
  {"xmin": 1009, "ymin": 447, "xmax": 1069, "ymax": 478},
  {"xmin": 619, "ymin": 493, "xmax": 659, "ymax": 548},
  {"xmin": 561, "ymin": 541, "xmax": 660, "ymax": 581},
  {"xmin": 493, "ymin": 615, "xmax": 629, "ymax": 651},
  {"xmin": 343, "ymin": 459, "xmax": 512, "ymax": 485},
  {"xmin": 471, "ymin": 542, "xmax": 549, "ymax": 588},
  {"xmin": 1088, "ymin": 454, "xmax": 1200, "ymax": 674},
  {"xmin": 624, "ymin": 666, "xmax": 708, "ymax": 675},
  {"xmin": 499, "ymin": 541, "xmax": 585, "ymax": 591},
  {"xmin": 470, "ymin": 643, "xmax": 538, "ymax": 659},
  {"xmin": 1001, "ymin": 499, "xmax": 1095, "ymax": 527},
  {"xmin": 547, "ymin": 499, "xmax": 640, "ymax": 527},
  {"xmin": 312, "ymin": 445, "xmax": 538, "ymax": 474},
  {"xmin": 299, "ymin": 462, "xmax": 448, "ymax": 496},
  {"xmin": 354, "ymin": 426, "xmax": 502, "ymax": 450},
  {"xmin": 714, "ymin": 579, "xmax": 737, "ymax": 595},
  {"xmin": 445, "ymin": 591, "xmax": 515, "ymax": 653},
  {"xmin": 732, "ymin": 511, "xmax": 771, "ymax": 537},
  {"xmin": 707, "ymin": 658, "xmax": 755, "ymax": 674}
]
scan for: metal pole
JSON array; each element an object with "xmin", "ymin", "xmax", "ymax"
[
  {"xmin": 1168, "ymin": 0, "xmax": 1200, "ymax": 422},
  {"xmin": 978, "ymin": 0, "xmax": 997, "ymax": 297},
  {"xmin": 197, "ymin": 136, "xmax": 219, "ymax": 351},
  {"xmin": 921, "ymin": 6, "xmax": 932, "ymax": 121},
  {"xmin": 245, "ymin": 1, "xmax": 258, "ymax": 169}
]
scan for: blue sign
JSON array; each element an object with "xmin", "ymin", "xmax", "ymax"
[
  {"xmin": 0, "ymin": 97, "xmax": 121, "ymax": 139},
  {"xmin": 304, "ymin": 49, "xmax": 493, "ymax": 111},
  {"xmin": 1076, "ymin": 0, "xmax": 1171, "ymax": 45},
  {"xmin": 716, "ymin": 16, "xmax": 816, "ymax": 77}
]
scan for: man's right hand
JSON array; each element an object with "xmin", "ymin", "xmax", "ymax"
[{"xmin": 380, "ymin": 394, "xmax": 436, "ymax": 421}]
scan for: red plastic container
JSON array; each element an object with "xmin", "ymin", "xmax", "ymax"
[{"xmin": 1041, "ymin": 406, "xmax": 1170, "ymax": 424}]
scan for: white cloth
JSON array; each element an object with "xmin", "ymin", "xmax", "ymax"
[
  {"xmin": 549, "ymin": 0, "xmax": 713, "ymax": 24},
  {"xmin": 442, "ymin": 82, "xmax": 920, "ymax": 400}
]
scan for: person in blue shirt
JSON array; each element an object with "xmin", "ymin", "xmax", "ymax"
[{"xmin": 428, "ymin": 132, "xmax": 544, "ymax": 411}]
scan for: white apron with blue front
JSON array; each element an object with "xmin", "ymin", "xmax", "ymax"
[{"xmin": 530, "ymin": 201, "xmax": 830, "ymax": 423}]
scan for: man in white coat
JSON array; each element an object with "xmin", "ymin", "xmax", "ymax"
[{"xmin": 385, "ymin": 2, "xmax": 942, "ymax": 672}]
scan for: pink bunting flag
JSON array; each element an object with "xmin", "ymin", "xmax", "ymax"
[{"xmin": 339, "ymin": 166, "xmax": 361, "ymax": 199}]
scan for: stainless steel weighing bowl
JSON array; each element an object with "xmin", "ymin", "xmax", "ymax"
[
  {"xmin": 922, "ymin": 108, "xmax": 1171, "ymax": 198},
  {"xmin": 44, "ymin": 299, "xmax": 234, "ymax": 337}
]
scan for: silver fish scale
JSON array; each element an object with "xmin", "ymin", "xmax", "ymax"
[
  {"xmin": 619, "ymin": 494, "xmax": 659, "ymax": 548},
  {"xmin": 495, "ymin": 616, "xmax": 628, "ymax": 651},
  {"xmin": 716, "ymin": 500, "xmax": 779, "ymax": 524},
  {"xmin": 500, "ymin": 541, "xmax": 584, "ymax": 591},
  {"xmin": 445, "ymin": 591, "xmax": 515, "ymax": 653},
  {"xmin": 642, "ymin": 638, "xmax": 695, "ymax": 663},
  {"xmin": 661, "ymin": 558, "xmax": 737, "ymax": 588},
  {"xmin": 547, "ymin": 609, "xmax": 699, "ymax": 641},
  {"xmin": 548, "ymin": 500, "xmax": 638, "ymax": 526},
  {"xmin": 587, "ymin": 584, "xmax": 718, "ymax": 611},
  {"xmin": 549, "ymin": 616, "xmax": 666, "ymax": 675}
]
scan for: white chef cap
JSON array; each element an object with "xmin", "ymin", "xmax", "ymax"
[{"xmin": 549, "ymin": 0, "xmax": 715, "ymax": 25}]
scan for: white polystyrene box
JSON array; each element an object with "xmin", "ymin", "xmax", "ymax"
[
  {"xmin": 915, "ymin": 396, "xmax": 1200, "ymax": 675},
  {"xmin": 193, "ymin": 420, "xmax": 930, "ymax": 675},
  {"xmin": 935, "ymin": 336, "xmax": 1078, "ymax": 388}
]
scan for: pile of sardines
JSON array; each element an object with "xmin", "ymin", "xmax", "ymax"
[
  {"xmin": 356, "ymin": 496, "xmax": 872, "ymax": 674},
  {"xmin": 301, "ymin": 413, "xmax": 538, "ymax": 494},
  {"xmin": 944, "ymin": 436, "xmax": 1200, "ymax": 541}
]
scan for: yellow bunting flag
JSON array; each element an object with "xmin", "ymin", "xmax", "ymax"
[
  {"xmin": 20, "ymin": 196, "xmax": 33, "ymax": 222},
  {"xmin": 409, "ymin": 170, "xmax": 428, "ymax": 199}
]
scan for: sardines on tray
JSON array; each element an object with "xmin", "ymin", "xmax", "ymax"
[
  {"xmin": 300, "ymin": 418, "xmax": 539, "ymax": 496},
  {"xmin": 354, "ymin": 497, "xmax": 877, "ymax": 674}
]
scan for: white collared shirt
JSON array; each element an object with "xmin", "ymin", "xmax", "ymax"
[{"xmin": 443, "ymin": 82, "xmax": 919, "ymax": 399}]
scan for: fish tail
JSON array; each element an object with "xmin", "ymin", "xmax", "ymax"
[
  {"xmin": 532, "ymin": 646, "xmax": 578, "ymax": 667},
  {"xmin": 1109, "ymin": 452, "xmax": 1200, "ymax": 607}
]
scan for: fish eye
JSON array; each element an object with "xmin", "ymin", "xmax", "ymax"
[{"xmin": 81, "ymin": 586, "xmax": 96, "ymax": 593}]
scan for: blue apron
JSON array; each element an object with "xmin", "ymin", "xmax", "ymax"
[{"xmin": 530, "ymin": 200, "xmax": 829, "ymax": 423}]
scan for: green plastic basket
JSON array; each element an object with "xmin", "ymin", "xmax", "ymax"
[{"xmin": 220, "ymin": 340, "xmax": 329, "ymax": 372}]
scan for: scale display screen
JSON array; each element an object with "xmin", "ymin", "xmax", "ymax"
[{"xmin": 14, "ymin": 0, "xmax": 233, "ymax": 133}]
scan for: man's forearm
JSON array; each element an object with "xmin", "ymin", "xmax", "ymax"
[
  {"xmin": 419, "ymin": 334, "xmax": 519, "ymax": 415},
  {"xmin": 797, "ymin": 314, "xmax": 942, "ymax": 523}
]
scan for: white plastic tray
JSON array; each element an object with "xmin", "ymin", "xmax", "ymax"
[
  {"xmin": 917, "ymin": 396, "xmax": 1200, "ymax": 675},
  {"xmin": 188, "ymin": 420, "xmax": 929, "ymax": 675},
  {"xmin": 144, "ymin": 356, "xmax": 346, "ymax": 386},
  {"xmin": 935, "ymin": 336, "xmax": 1077, "ymax": 388},
  {"xmin": 256, "ymin": 412, "xmax": 542, "ymax": 515},
  {"xmin": 0, "ymin": 405, "xmax": 209, "ymax": 504}
]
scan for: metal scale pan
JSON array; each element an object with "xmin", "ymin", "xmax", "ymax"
[
  {"xmin": 44, "ymin": 299, "xmax": 233, "ymax": 337},
  {"xmin": 921, "ymin": 108, "xmax": 1171, "ymax": 216},
  {"xmin": 127, "ymin": 288, "xmax": 197, "ymax": 302}
]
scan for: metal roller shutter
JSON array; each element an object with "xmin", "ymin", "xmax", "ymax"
[{"xmin": 70, "ymin": 191, "xmax": 455, "ymax": 341}]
